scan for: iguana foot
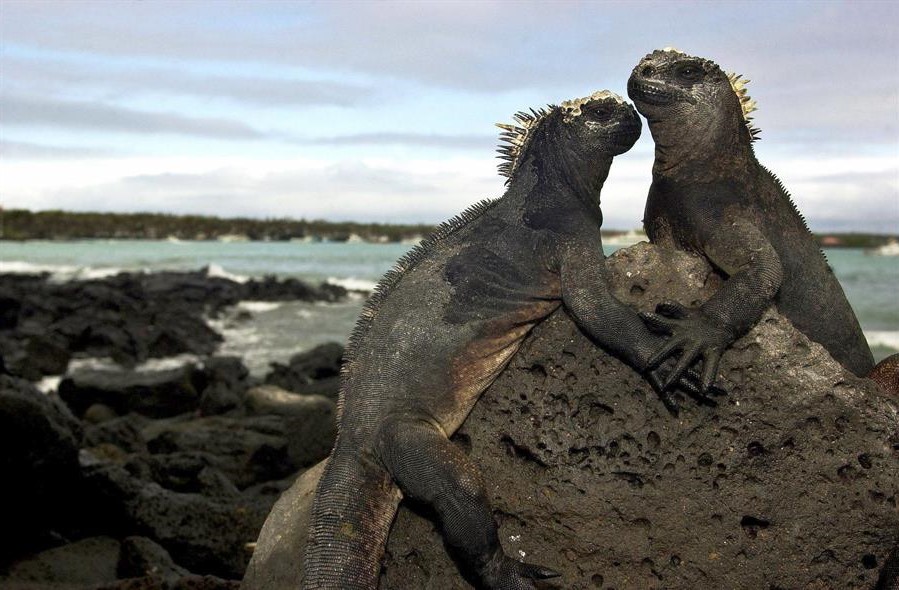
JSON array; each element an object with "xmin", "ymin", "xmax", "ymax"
[
  {"xmin": 481, "ymin": 552, "xmax": 561, "ymax": 590},
  {"xmin": 641, "ymin": 300, "xmax": 735, "ymax": 392}
]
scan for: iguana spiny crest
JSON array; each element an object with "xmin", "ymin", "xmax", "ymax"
[{"xmin": 495, "ymin": 90, "xmax": 632, "ymax": 184}]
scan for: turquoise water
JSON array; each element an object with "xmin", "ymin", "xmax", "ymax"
[
  {"xmin": 1, "ymin": 240, "xmax": 897, "ymax": 370},
  {"xmin": 0, "ymin": 239, "xmax": 409, "ymax": 283}
]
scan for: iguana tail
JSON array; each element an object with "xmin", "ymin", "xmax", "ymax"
[
  {"xmin": 876, "ymin": 543, "xmax": 899, "ymax": 590},
  {"xmin": 868, "ymin": 353, "xmax": 899, "ymax": 397},
  {"xmin": 303, "ymin": 447, "xmax": 401, "ymax": 589}
]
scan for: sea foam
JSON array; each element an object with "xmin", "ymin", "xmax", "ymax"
[
  {"xmin": 866, "ymin": 330, "xmax": 899, "ymax": 352},
  {"xmin": 205, "ymin": 263, "xmax": 249, "ymax": 283},
  {"xmin": 326, "ymin": 276, "xmax": 377, "ymax": 292},
  {"xmin": 0, "ymin": 260, "xmax": 125, "ymax": 282},
  {"xmin": 238, "ymin": 301, "xmax": 284, "ymax": 314}
]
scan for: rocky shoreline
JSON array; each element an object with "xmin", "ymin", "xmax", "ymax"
[
  {"xmin": 0, "ymin": 269, "xmax": 348, "ymax": 588},
  {"xmin": 2, "ymin": 250, "xmax": 897, "ymax": 589}
]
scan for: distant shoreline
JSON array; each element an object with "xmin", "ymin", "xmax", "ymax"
[{"xmin": 0, "ymin": 209, "xmax": 895, "ymax": 248}]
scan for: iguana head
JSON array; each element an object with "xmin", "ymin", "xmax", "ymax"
[
  {"xmin": 496, "ymin": 90, "xmax": 641, "ymax": 187},
  {"xmin": 627, "ymin": 49, "xmax": 759, "ymax": 170}
]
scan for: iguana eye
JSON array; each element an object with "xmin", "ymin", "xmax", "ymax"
[
  {"xmin": 675, "ymin": 63, "xmax": 703, "ymax": 82},
  {"xmin": 587, "ymin": 105, "xmax": 613, "ymax": 120}
]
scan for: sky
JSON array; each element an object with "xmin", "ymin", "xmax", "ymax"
[{"xmin": 1, "ymin": 0, "xmax": 897, "ymax": 232}]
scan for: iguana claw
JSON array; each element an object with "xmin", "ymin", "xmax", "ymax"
[
  {"xmin": 521, "ymin": 564, "xmax": 561, "ymax": 579},
  {"xmin": 482, "ymin": 554, "xmax": 562, "ymax": 589},
  {"xmin": 645, "ymin": 356, "xmax": 726, "ymax": 416}
]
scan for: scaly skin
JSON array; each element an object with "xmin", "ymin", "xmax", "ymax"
[
  {"xmin": 301, "ymin": 92, "xmax": 719, "ymax": 589},
  {"xmin": 627, "ymin": 48, "xmax": 875, "ymax": 391},
  {"xmin": 869, "ymin": 353, "xmax": 899, "ymax": 397},
  {"xmin": 878, "ymin": 546, "xmax": 899, "ymax": 590}
]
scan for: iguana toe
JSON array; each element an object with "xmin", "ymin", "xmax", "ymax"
[
  {"xmin": 519, "ymin": 563, "xmax": 561, "ymax": 579},
  {"xmin": 656, "ymin": 300, "xmax": 692, "ymax": 319},
  {"xmin": 646, "ymin": 371, "xmax": 681, "ymax": 416},
  {"xmin": 482, "ymin": 554, "xmax": 561, "ymax": 589}
]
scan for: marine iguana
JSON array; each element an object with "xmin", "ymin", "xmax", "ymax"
[
  {"xmin": 626, "ymin": 48, "xmax": 876, "ymax": 391},
  {"xmin": 302, "ymin": 91, "xmax": 719, "ymax": 589}
]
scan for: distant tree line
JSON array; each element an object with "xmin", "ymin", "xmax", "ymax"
[
  {"xmin": 0, "ymin": 209, "xmax": 893, "ymax": 247},
  {"xmin": 0, "ymin": 209, "xmax": 436, "ymax": 243}
]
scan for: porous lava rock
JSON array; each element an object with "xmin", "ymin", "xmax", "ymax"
[{"xmin": 243, "ymin": 243, "xmax": 899, "ymax": 590}]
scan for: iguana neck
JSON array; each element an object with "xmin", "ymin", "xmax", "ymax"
[
  {"xmin": 509, "ymin": 146, "xmax": 612, "ymax": 208},
  {"xmin": 648, "ymin": 117, "xmax": 754, "ymax": 181}
]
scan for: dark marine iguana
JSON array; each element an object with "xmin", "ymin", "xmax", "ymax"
[
  {"xmin": 302, "ymin": 91, "xmax": 721, "ymax": 589},
  {"xmin": 626, "ymin": 48, "xmax": 877, "ymax": 392}
]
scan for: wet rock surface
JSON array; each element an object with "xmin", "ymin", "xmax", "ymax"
[
  {"xmin": 245, "ymin": 243, "xmax": 899, "ymax": 590},
  {"xmin": 0, "ymin": 269, "xmax": 346, "ymax": 379},
  {"xmin": 0, "ymin": 270, "xmax": 343, "ymax": 586}
]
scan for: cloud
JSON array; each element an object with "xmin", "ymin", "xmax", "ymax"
[
  {"xmin": 3, "ymin": 94, "xmax": 491, "ymax": 151},
  {"xmin": 0, "ymin": 140, "xmax": 124, "ymax": 159},
  {"xmin": 0, "ymin": 2, "xmax": 589, "ymax": 92},
  {"xmin": 305, "ymin": 133, "xmax": 493, "ymax": 150},
  {"xmin": 4, "ymin": 94, "xmax": 267, "ymax": 140},
  {"xmin": 4, "ymin": 2, "xmax": 896, "ymax": 140},
  {"xmin": 0, "ymin": 157, "xmax": 502, "ymax": 223},
  {"xmin": 2, "ymin": 53, "xmax": 373, "ymax": 108}
]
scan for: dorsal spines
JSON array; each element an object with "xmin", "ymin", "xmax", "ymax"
[
  {"xmin": 495, "ymin": 107, "xmax": 551, "ymax": 185},
  {"xmin": 341, "ymin": 198, "xmax": 498, "ymax": 369},
  {"xmin": 727, "ymin": 72, "xmax": 761, "ymax": 142},
  {"xmin": 761, "ymin": 164, "xmax": 827, "ymax": 262}
]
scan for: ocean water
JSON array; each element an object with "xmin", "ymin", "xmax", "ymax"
[{"xmin": 1, "ymin": 239, "xmax": 897, "ymax": 375}]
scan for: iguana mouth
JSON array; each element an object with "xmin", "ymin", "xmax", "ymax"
[
  {"xmin": 608, "ymin": 120, "xmax": 641, "ymax": 147},
  {"xmin": 627, "ymin": 79, "xmax": 676, "ymax": 106}
]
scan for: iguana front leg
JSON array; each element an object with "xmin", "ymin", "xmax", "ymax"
[
  {"xmin": 559, "ymin": 241, "xmax": 723, "ymax": 412},
  {"xmin": 642, "ymin": 219, "xmax": 784, "ymax": 391}
]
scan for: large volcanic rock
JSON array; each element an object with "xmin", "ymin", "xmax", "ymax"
[
  {"xmin": 243, "ymin": 243, "xmax": 899, "ymax": 590},
  {"xmin": 0, "ymin": 375, "xmax": 84, "ymax": 560}
]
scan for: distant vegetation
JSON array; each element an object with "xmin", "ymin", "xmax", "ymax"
[
  {"xmin": 0, "ymin": 209, "xmax": 433, "ymax": 243},
  {"xmin": 0, "ymin": 209, "xmax": 894, "ymax": 248}
]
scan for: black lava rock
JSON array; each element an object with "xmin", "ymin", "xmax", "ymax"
[
  {"xmin": 263, "ymin": 342, "xmax": 344, "ymax": 395},
  {"xmin": 59, "ymin": 365, "xmax": 202, "ymax": 419},
  {"xmin": 0, "ymin": 375, "xmax": 84, "ymax": 562}
]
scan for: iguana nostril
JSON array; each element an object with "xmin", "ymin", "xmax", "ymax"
[{"xmin": 641, "ymin": 65, "xmax": 653, "ymax": 77}]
